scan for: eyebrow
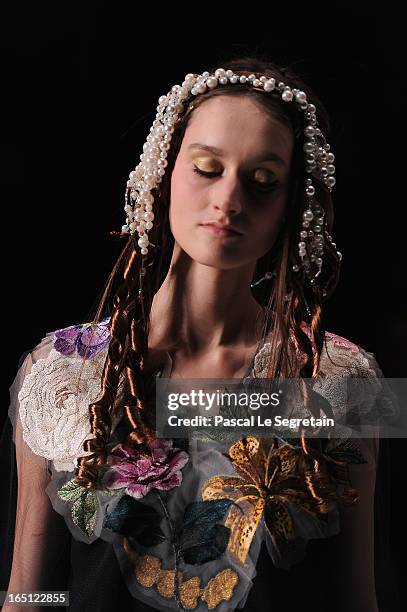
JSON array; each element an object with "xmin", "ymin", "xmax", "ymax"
[{"xmin": 187, "ymin": 142, "xmax": 288, "ymax": 167}]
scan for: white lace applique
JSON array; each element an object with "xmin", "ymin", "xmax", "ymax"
[
  {"xmin": 251, "ymin": 329, "xmax": 378, "ymax": 378},
  {"xmin": 18, "ymin": 345, "xmax": 109, "ymax": 472},
  {"xmin": 249, "ymin": 330, "xmax": 398, "ymax": 432},
  {"xmin": 251, "ymin": 341, "xmax": 273, "ymax": 378}
]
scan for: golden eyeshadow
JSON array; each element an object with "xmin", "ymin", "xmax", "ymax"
[
  {"xmin": 191, "ymin": 156, "xmax": 222, "ymax": 172},
  {"xmin": 253, "ymin": 168, "xmax": 275, "ymax": 183}
]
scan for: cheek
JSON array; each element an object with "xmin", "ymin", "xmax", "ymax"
[
  {"xmin": 169, "ymin": 162, "xmax": 197, "ymax": 234},
  {"xmin": 252, "ymin": 191, "xmax": 287, "ymax": 244}
]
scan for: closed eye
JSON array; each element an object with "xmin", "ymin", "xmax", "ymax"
[{"xmin": 192, "ymin": 166, "xmax": 279, "ymax": 192}]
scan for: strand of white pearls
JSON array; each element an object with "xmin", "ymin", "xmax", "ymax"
[{"xmin": 122, "ymin": 68, "xmax": 342, "ymax": 286}]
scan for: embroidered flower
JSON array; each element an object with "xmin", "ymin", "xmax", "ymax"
[
  {"xmin": 53, "ymin": 317, "xmax": 111, "ymax": 359},
  {"xmin": 325, "ymin": 331, "xmax": 360, "ymax": 353},
  {"xmin": 18, "ymin": 347, "xmax": 106, "ymax": 471},
  {"xmin": 104, "ymin": 439, "xmax": 189, "ymax": 499},
  {"xmin": 201, "ymin": 437, "xmax": 335, "ymax": 564}
]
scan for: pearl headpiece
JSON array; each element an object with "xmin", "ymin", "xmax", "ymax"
[{"xmin": 122, "ymin": 68, "xmax": 342, "ymax": 290}]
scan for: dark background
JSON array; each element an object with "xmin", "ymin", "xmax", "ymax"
[{"xmin": 1, "ymin": 0, "xmax": 405, "ymax": 607}]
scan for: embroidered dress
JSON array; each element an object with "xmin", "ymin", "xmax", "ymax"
[{"xmin": 0, "ymin": 318, "xmax": 398, "ymax": 611}]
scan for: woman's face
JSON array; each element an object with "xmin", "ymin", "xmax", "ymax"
[{"xmin": 169, "ymin": 95, "xmax": 295, "ymax": 270}]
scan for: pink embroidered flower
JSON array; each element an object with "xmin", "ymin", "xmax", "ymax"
[
  {"xmin": 325, "ymin": 332, "xmax": 360, "ymax": 353},
  {"xmin": 104, "ymin": 439, "xmax": 189, "ymax": 499},
  {"xmin": 300, "ymin": 322, "xmax": 360, "ymax": 353}
]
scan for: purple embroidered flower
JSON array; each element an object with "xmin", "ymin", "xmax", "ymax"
[
  {"xmin": 53, "ymin": 317, "xmax": 111, "ymax": 359},
  {"xmin": 104, "ymin": 439, "xmax": 189, "ymax": 499}
]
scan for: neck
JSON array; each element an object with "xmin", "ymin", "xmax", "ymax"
[{"xmin": 149, "ymin": 247, "xmax": 267, "ymax": 355}]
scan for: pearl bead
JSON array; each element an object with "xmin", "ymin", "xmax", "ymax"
[
  {"xmin": 300, "ymin": 231, "xmax": 308, "ymax": 239},
  {"xmin": 144, "ymin": 211, "xmax": 154, "ymax": 221},
  {"xmin": 206, "ymin": 77, "xmax": 218, "ymax": 89},
  {"xmin": 304, "ymin": 126, "xmax": 316, "ymax": 137},
  {"xmin": 215, "ymin": 68, "xmax": 226, "ymax": 78},
  {"xmin": 122, "ymin": 224, "xmax": 130, "ymax": 233},
  {"xmin": 282, "ymin": 89, "xmax": 293, "ymax": 102},
  {"xmin": 219, "ymin": 77, "xmax": 228, "ymax": 85},
  {"xmin": 295, "ymin": 91, "xmax": 307, "ymax": 104},
  {"xmin": 303, "ymin": 210, "xmax": 314, "ymax": 222},
  {"xmin": 303, "ymin": 142, "xmax": 315, "ymax": 153},
  {"xmin": 264, "ymin": 80, "xmax": 275, "ymax": 92},
  {"xmin": 141, "ymin": 247, "xmax": 148, "ymax": 255},
  {"xmin": 239, "ymin": 76, "xmax": 247, "ymax": 83}
]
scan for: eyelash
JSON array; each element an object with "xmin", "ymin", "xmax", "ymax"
[{"xmin": 192, "ymin": 166, "xmax": 279, "ymax": 192}]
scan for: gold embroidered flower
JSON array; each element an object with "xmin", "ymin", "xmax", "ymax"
[{"xmin": 201, "ymin": 436, "xmax": 329, "ymax": 564}]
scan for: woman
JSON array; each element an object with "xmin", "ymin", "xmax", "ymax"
[{"xmin": 1, "ymin": 57, "xmax": 394, "ymax": 611}]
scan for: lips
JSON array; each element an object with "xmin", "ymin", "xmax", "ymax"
[{"xmin": 200, "ymin": 223, "xmax": 243, "ymax": 236}]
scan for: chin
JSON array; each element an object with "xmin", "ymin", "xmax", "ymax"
[{"xmin": 182, "ymin": 247, "xmax": 252, "ymax": 271}]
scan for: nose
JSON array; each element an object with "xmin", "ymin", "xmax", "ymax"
[{"xmin": 210, "ymin": 170, "xmax": 244, "ymax": 216}]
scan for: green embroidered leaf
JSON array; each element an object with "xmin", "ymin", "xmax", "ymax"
[
  {"xmin": 58, "ymin": 478, "xmax": 86, "ymax": 503},
  {"xmin": 58, "ymin": 478, "xmax": 98, "ymax": 536},
  {"xmin": 179, "ymin": 499, "xmax": 232, "ymax": 565},
  {"xmin": 326, "ymin": 439, "xmax": 367, "ymax": 464}
]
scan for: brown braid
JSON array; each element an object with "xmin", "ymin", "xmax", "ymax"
[{"xmin": 76, "ymin": 237, "xmax": 156, "ymax": 487}]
